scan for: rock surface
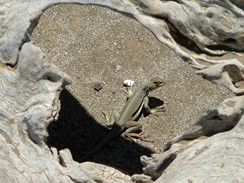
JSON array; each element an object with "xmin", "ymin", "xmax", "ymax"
[{"xmin": 0, "ymin": 0, "xmax": 243, "ymax": 182}]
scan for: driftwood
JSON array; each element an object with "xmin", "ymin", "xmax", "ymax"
[
  {"xmin": 133, "ymin": 96, "xmax": 244, "ymax": 182},
  {"xmin": 0, "ymin": 0, "xmax": 243, "ymax": 182}
]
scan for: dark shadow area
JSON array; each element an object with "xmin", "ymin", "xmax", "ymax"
[
  {"xmin": 169, "ymin": 27, "xmax": 239, "ymax": 55},
  {"xmin": 144, "ymin": 96, "xmax": 165, "ymax": 117},
  {"xmin": 47, "ymin": 89, "xmax": 154, "ymax": 175},
  {"xmin": 148, "ymin": 96, "xmax": 164, "ymax": 108}
]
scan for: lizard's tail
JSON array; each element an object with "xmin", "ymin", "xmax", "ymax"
[{"xmin": 79, "ymin": 125, "xmax": 122, "ymax": 162}]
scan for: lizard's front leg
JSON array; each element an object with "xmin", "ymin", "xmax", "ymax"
[
  {"xmin": 122, "ymin": 86, "xmax": 134, "ymax": 101},
  {"xmin": 102, "ymin": 111, "xmax": 120, "ymax": 128},
  {"xmin": 143, "ymin": 96, "xmax": 166, "ymax": 114}
]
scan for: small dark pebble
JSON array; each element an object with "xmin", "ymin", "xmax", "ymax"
[{"xmin": 94, "ymin": 83, "xmax": 103, "ymax": 91}]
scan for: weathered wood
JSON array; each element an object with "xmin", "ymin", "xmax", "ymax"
[{"xmin": 0, "ymin": 0, "xmax": 243, "ymax": 182}]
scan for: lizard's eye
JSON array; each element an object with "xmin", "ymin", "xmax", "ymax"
[
  {"xmin": 155, "ymin": 81, "xmax": 164, "ymax": 87},
  {"xmin": 155, "ymin": 82, "xmax": 160, "ymax": 86}
]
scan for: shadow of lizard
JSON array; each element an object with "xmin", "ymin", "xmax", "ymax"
[{"xmin": 47, "ymin": 89, "xmax": 156, "ymax": 175}]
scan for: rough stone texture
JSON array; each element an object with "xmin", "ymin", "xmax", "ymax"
[
  {"xmin": 138, "ymin": 0, "xmax": 244, "ymax": 54},
  {"xmin": 164, "ymin": 96, "xmax": 244, "ymax": 151},
  {"xmin": 197, "ymin": 58, "xmax": 244, "ymax": 94},
  {"xmin": 0, "ymin": 0, "xmax": 243, "ymax": 182},
  {"xmin": 134, "ymin": 96, "xmax": 244, "ymax": 182}
]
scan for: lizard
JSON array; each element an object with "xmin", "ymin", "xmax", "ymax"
[{"xmin": 79, "ymin": 77, "xmax": 165, "ymax": 161}]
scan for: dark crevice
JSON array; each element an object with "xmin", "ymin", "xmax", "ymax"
[
  {"xmin": 47, "ymin": 89, "xmax": 154, "ymax": 175},
  {"xmin": 141, "ymin": 12, "xmax": 242, "ymax": 55},
  {"xmin": 144, "ymin": 14, "xmax": 205, "ymax": 54},
  {"xmin": 206, "ymin": 44, "xmax": 240, "ymax": 52},
  {"xmin": 224, "ymin": 38, "xmax": 237, "ymax": 44}
]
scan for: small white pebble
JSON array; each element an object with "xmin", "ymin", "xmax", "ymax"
[
  {"xmin": 123, "ymin": 79, "xmax": 135, "ymax": 87},
  {"xmin": 116, "ymin": 65, "xmax": 122, "ymax": 71}
]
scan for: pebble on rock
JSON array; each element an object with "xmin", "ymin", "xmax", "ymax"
[{"xmin": 93, "ymin": 83, "xmax": 103, "ymax": 91}]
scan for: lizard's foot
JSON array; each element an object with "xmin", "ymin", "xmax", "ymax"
[
  {"xmin": 124, "ymin": 132, "xmax": 154, "ymax": 142},
  {"xmin": 102, "ymin": 111, "xmax": 114, "ymax": 128},
  {"xmin": 125, "ymin": 132, "xmax": 144, "ymax": 139},
  {"xmin": 148, "ymin": 106, "xmax": 166, "ymax": 118},
  {"xmin": 138, "ymin": 133, "xmax": 154, "ymax": 142},
  {"xmin": 121, "ymin": 133, "xmax": 137, "ymax": 143},
  {"xmin": 155, "ymin": 106, "xmax": 166, "ymax": 113},
  {"xmin": 122, "ymin": 86, "xmax": 134, "ymax": 100}
]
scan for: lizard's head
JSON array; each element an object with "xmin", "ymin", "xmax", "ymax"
[{"xmin": 148, "ymin": 77, "xmax": 165, "ymax": 91}]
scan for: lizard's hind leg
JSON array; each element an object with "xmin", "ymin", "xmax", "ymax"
[
  {"xmin": 124, "ymin": 121, "xmax": 153, "ymax": 142},
  {"xmin": 124, "ymin": 121, "xmax": 143, "ymax": 139}
]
